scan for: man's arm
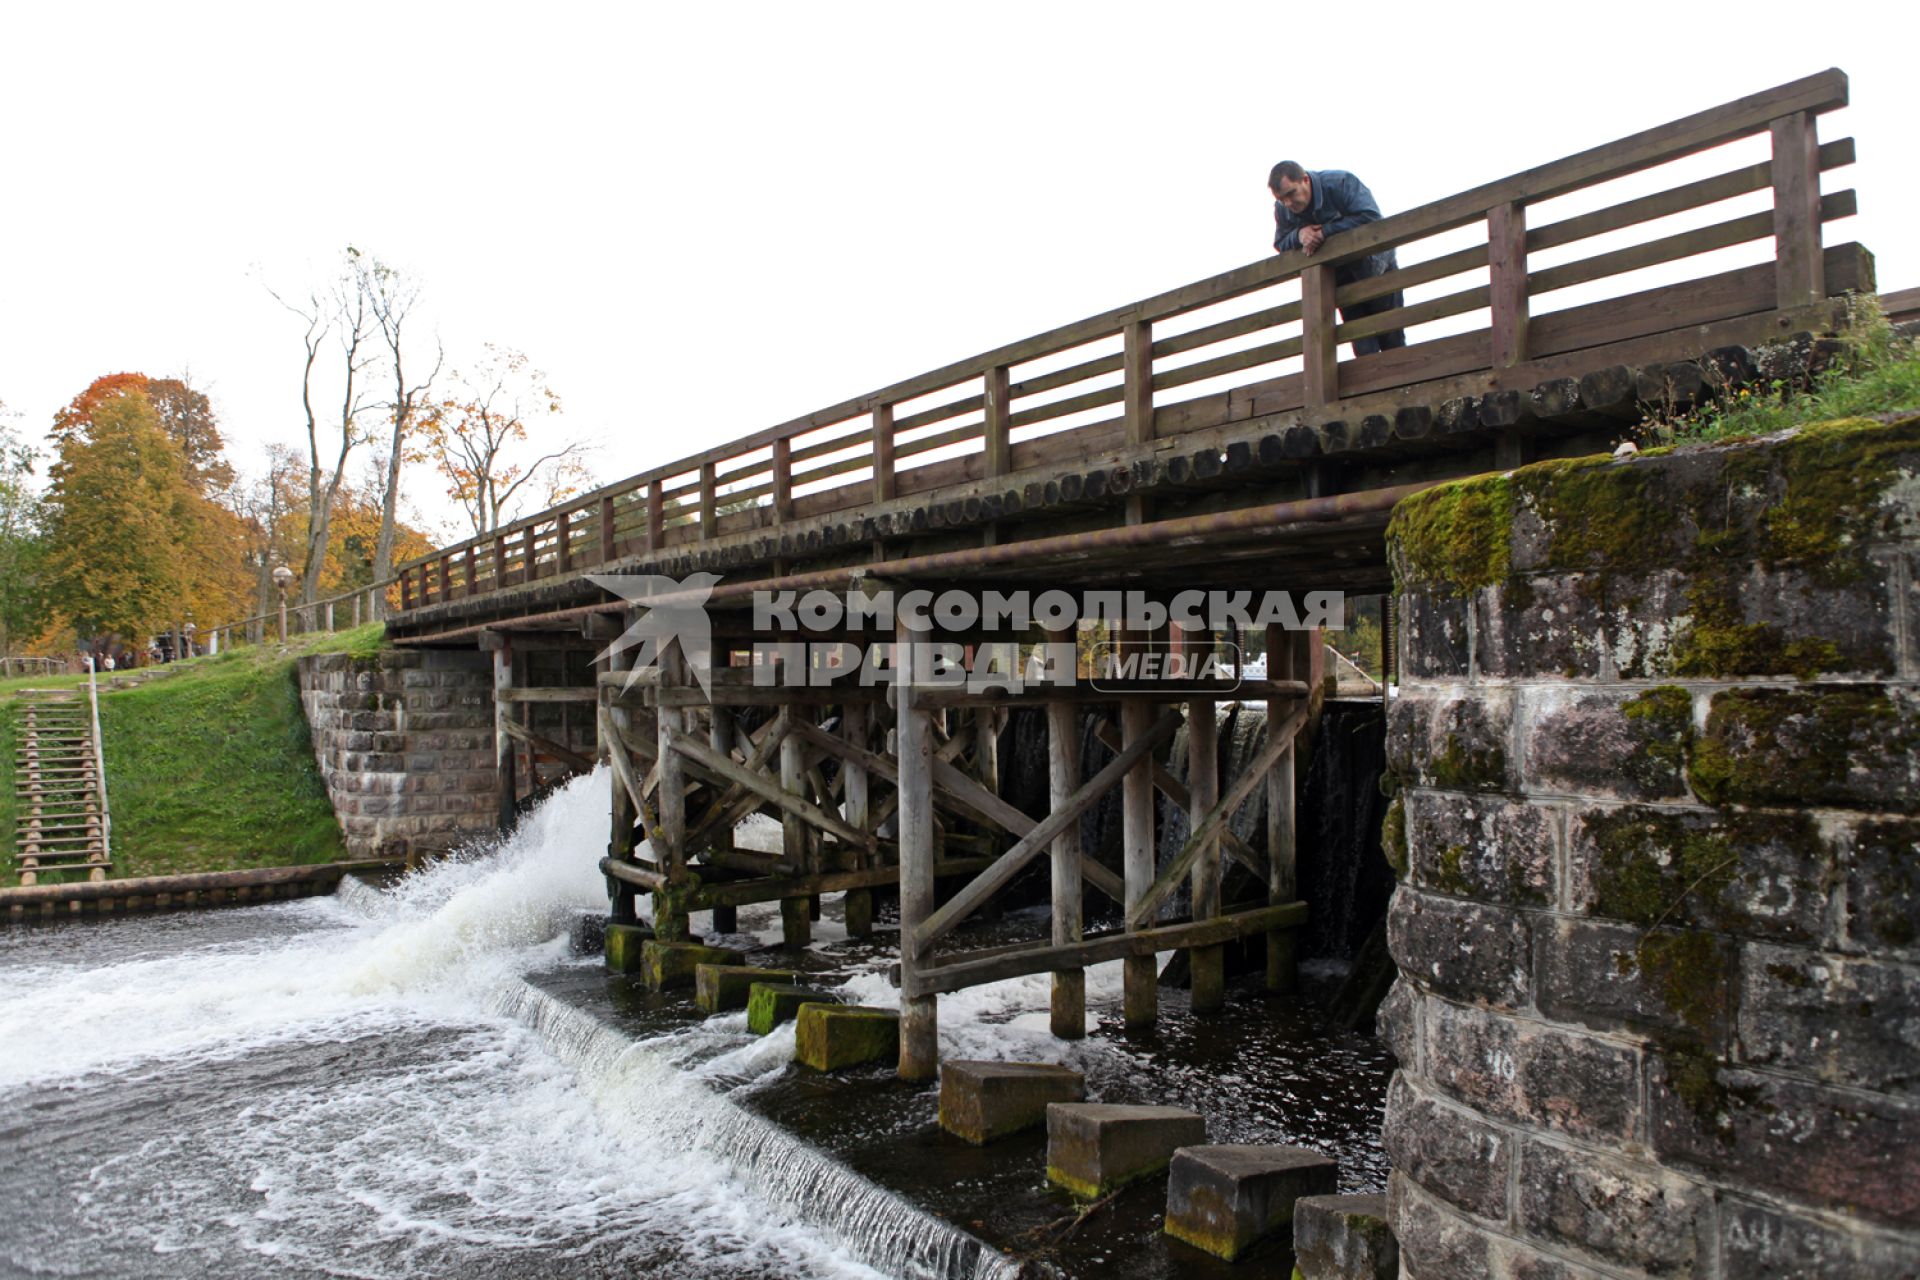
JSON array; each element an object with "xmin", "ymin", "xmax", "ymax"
[
  {"xmin": 1317, "ymin": 170, "xmax": 1385, "ymax": 237},
  {"xmin": 1273, "ymin": 208, "xmax": 1303, "ymax": 254}
]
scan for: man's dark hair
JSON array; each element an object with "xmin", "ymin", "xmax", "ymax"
[{"xmin": 1268, "ymin": 160, "xmax": 1307, "ymax": 190}]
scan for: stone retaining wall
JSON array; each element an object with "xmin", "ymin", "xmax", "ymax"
[
  {"xmin": 298, "ymin": 650, "xmax": 498, "ymax": 861},
  {"xmin": 1379, "ymin": 417, "xmax": 1920, "ymax": 1277}
]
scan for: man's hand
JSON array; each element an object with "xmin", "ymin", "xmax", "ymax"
[{"xmin": 1300, "ymin": 224, "xmax": 1325, "ymax": 255}]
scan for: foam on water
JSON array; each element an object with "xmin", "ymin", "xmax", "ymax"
[{"xmin": 0, "ymin": 768, "xmax": 990, "ymax": 1279}]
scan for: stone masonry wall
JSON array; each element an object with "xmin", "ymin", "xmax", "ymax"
[
  {"xmin": 1378, "ymin": 417, "xmax": 1920, "ymax": 1277},
  {"xmin": 298, "ymin": 649, "xmax": 498, "ymax": 862}
]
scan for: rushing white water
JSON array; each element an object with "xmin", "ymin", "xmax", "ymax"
[{"xmin": 0, "ymin": 769, "xmax": 1000, "ymax": 1280}]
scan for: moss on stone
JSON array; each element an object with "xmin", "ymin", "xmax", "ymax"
[
  {"xmin": 1513, "ymin": 454, "xmax": 1672, "ymax": 576},
  {"xmin": 1381, "ymin": 795, "xmax": 1408, "ymax": 880},
  {"xmin": 1429, "ymin": 732, "xmax": 1508, "ymax": 792},
  {"xmin": 1689, "ymin": 686, "xmax": 1913, "ymax": 808},
  {"xmin": 1752, "ymin": 415, "xmax": 1920, "ymax": 580},
  {"xmin": 1583, "ymin": 806, "xmax": 1826, "ymax": 935},
  {"xmin": 1387, "ymin": 474, "xmax": 1513, "ymax": 595},
  {"xmin": 1632, "ymin": 929, "xmax": 1726, "ymax": 1040},
  {"xmin": 1622, "ymin": 685, "xmax": 1694, "ymax": 795},
  {"xmin": 1434, "ymin": 842, "xmax": 1470, "ymax": 896}
]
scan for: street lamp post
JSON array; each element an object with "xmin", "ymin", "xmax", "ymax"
[{"xmin": 273, "ymin": 564, "xmax": 294, "ymax": 642}]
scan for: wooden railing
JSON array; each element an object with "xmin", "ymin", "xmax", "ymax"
[{"xmin": 372, "ymin": 69, "xmax": 1853, "ymax": 614}]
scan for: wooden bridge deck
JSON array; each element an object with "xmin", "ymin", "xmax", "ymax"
[{"xmin": 366, "ymin": 68, "xmax": 1870, "ymax": 644}]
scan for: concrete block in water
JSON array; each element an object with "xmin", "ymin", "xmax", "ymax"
[
  {"xmin": 1164, "ymin": 1143, "xmax": 1337, "ymax": 1261},
  {"xmin": 1293, "ymin": 1192, "xmax": 1396, "ymax": 1278},
  {"xmin": 694, "ymin": 964, "xmax": 805, "ymax": 1015},
  {"xmin": 1045, "ymin": 1103, "xmax": 1205, "ymax": 1199},
  {"xmin": 747, "ymin": 983, "xmax": 843, "ymax": 1034},
  {"xmin": 793, "ymin": 1003, "xmax": 899, "ymax": 1071},
  {"xmin": 640, "ymin": 940, "xmax": 744, "ymax": 991},
  {"xmin": 939, "ymin": 1060, "xmax": 1086, "ymax": 1145},
  {"xmin": 603, "ymin": 922, "xmax": 655, "ymax": 974}
]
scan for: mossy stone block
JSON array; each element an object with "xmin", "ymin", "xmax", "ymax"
[
  {"xmin": 747, "ymin": 982, "xmax": 841, "ymax": 1035},
  {"xmin": 1164, "ymin": 1144, "xmax": 1338, "ymax": 1261},
  {"xmin": 1045, "ymin": 1103, "xmax": 1206, "ymax": 1199},
  {"xmin": 694, "ymin": 964, "xmax": 805, "ymax": 1015},
  {"xmin": 1293, "ymin": 1192, "xmax": 1397, "ymax": 1279},
  {"xmin": 793, "ymin": 1003, "xmax": 899, "ymax": 1071},
  {"xmin": 604, "ymin": 922, "xmax": 656, "ymax": 974},
  {"xmin": 640, "ymin": 940, "xmax": 744, "ymax": 991},
  {"xmin": 939, "ymin": 1060, "xmax": 1086, "ymax": 1144}
]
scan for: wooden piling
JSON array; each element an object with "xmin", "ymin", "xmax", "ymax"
[
  {"xmin": 842, "ymin": 704, "xmax": 874, "ymax": 938},
  {"xmin": 1185, "ymin": 626, "xmax": 1224, "ymax": 1015},
  {"xmin": 1120, "ymin": 630, "xmax": 1159, "ymax": 1027},
  {"xmin": 896, "ymin": 620, "xmax": 939, "ymax": 1080},
  {"xmin": 1047, "ymin": 628, "xmax": 1085, "ymax": 1039}
]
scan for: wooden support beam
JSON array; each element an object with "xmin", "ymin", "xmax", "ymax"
[
  {"xmin": 556, "ymin": 509, "xmax": 573, "ymax": 574},
  {"xmin": 1302, "ymin": 262, "xmax": 1338, "ymax": 408},
  {"xmin": 984, "ymin": 365, "xmax": 1011, "ymax": 477},
  {"xmin": 1186, "ymin": 674, "xmax": 1223, "ymax": 1014},
  {"xmin": 872, "ymin": 403, "xmax": 896, "ymax": 504},
  {"xmin": 1093, "ymin": 720, "xmax": 1265, "ymax": 879},
  {"xmin": 599, "ymin": 494, "xmax": 617, "ymax": 564},
  {"xmin": 771, "ymin": 436, "xmax": 793, "ymax": 523},
  {"xmin": 911, "ymin": 709, "xmax": 1180, "ymax": 955},
  {"xmin": 1771, "ymin": 110, "xmax": 1824, "ymax": 308},
  {"xmin": 778, "ymin": 710, "xmax": 811, "ymax": 947},
  {"xmin": 1489, "ymin": 201, "xmax": 1529, "ymax": 367},
  {"xmin": 1128, "ymin": 704, "xmax": 1308, "ymax": 931},
  {"xmin": 842, "ymin": 704, "xmax": 874, "ymax": 938},
  {"xmin": 690, "ymin": 856, "xmax": 992, "ymax": 910},
  {"xmin": 647, "ymin": 478, "xmax": 665, "ymax": 554},
  {"xmin": 499, "ymin": 717, "xmax": 595, "ymax": 773},
  {"xmin": 669, "ymin": 729, "xmax": 875, "ymax": 853},
  {"xmin": 495, "ymin": 687, "xmax": 599, "ymax": 703},
  {"xmin": 896, "ymin": 619, "xmax": 939, "ymax": 1080},
  {"xmin": 1047, "ymin": 657, "xmax": 1084, "ymax": 1039},
  {"xmin": 904, "ymin": 902, "xmax": 1308, "ymax": 998},
  {"xmin": 599, "ymin": 856, "xmax": 668, "ymax": 893},
  {"xmin": 1266, "ymin": 623, "xmax": 1302, "ymax": 992},
  {"xmin": 654, "ymin": 643, "xmax": 690, "ymax": 939}
]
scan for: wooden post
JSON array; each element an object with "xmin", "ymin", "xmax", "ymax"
[
  {"xmin": 353, "ymin": 594, "xmax": 362, "ymax": 628},
  {"xmin": 842, "ymin": 704, "xmax": 874, "ymax": 938},
  {"xmin": 647, "ymin": 479, "xmax": 665, "ymax": 553},
  {"xmin": 1264, "ymin": 622, "xmax": 1301, "ymax": 993},
  {"xmin": 493, "ymin": 640, "xmax": 517, "ymax": 833},
  {"xmin": 1121, "ymin": 630, "xmax": 1157, "ymax": 1027},
  {"xmin": 521, "ymin": 526, "xmax": 537, "ymax": 583},
  {"xmin": 1302, "ymin": 262, "xmax": 1338, "ymax": 409},
  {"xmin": 493, "ymin": 536, "xmax": 507, "ymax": 591},
  {"xmin": 984, "ymin": 366, "xmax": 1011, "ymax": 478},
  {"xmin": 1186, "ymin": 626, "xmax": 1224, "ymax": 1014},
  {"xmin": 655, "ymin": 641, "xmax": 690, "ymax": 940},
  {"xmin": 1047, "ymin": 629, "xmax": 1085, "ymax": 1039},
  {"xmin": 1771, "ymin": 110, "xmax": 1824, "ymax": 309},
  {"xmin": 465, "ymin": 546, "xmax": 477, "ymax": 597},
  {"xmin": 896, "ymin": 618, "xmax": 938, "ymax": 1080},
  {"xmin": 772, "ymin": 437, "xmax": 793, "ymax": 523},
  {"xmin": 605, "ymin": 632, "xmax": 638, "ymax": 926},
  {"xmin": 324, "ymin": 600, "xmax": 334, "ymax": 632},
  {"xmin": 1489, "ymin": 201, "xmax": 1529, "ymax": 368},
  {"xmin": 872, "ymin": 403, "xmax": 896, "ymax": 504},
  {"xmin": 556, "ymin": 510, "xmax": 573, "ymax": 574},
  {"xmin": 1123, "ymin": 320, "xmax": 1152, "ymax": 524},
  {"xmin": 438, "ymin": 554, "xmax": 451, "ymax": 602},
  {"xmin": 779, "ymin": 709, "xmax": 810, "ymax": 947},
  {"xmin": 699, "ymin": 462, "xmax": 717, "ymax": 540},
  {"xmin": 400, "ymin": 571, "xmax": 412, "ymax": 612},
  {"xmin": 708, "ymin": 705, "xmax": 739, "ymax": 935},
  {"xmin": 600, "ymin": 495, "xmax": 617, "ymax": 564}
]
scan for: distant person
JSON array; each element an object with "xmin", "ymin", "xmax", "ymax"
[{"xmin": 1269, "ymin": 161, "xmax": 1406, "ymax": 355}]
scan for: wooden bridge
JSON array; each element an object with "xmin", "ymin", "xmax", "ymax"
[{"xmin": 222, "ymin": 71, "xmax": 1884, "ymax": 1077}]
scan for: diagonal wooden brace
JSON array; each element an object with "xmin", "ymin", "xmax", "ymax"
[
  {"xmin": 1127, "ymin": 705, "xmax": 1307, "ymax": 930},
  {"xmin": 910, "ymin": 709, "xmax": 1180, "ymax": 957},
  {"xmin": 669, "ymin": 729, "xmax": 875, "ymax": 852},
  {"xmin": 1092, "ymin": 719, "xmax": 1267, "ymax": 881}
]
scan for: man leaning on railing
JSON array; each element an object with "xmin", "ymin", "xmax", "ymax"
[{"xmin": 1269, "ymin": 161, "xmax": 1406, "ymax": 355}]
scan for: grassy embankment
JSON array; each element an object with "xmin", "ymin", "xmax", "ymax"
[{"xmin": 0, "ymin": 623, "xmax": 385, "ymax": 885}]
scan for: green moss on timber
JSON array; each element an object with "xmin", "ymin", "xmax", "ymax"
[
  {"xmin": 649, "ymin": 875, "xmax": 702, "ymax": 941},
  {"xmin": 1381, "ymin": 796, "xmax": 1408, "ymax": 880},
  {"xmin": 1689, "ymin": 686, "xmax": 1915, "ymax": 809},
  {"xmin": 1387, "ymin": 475, "xmax": 1512, "ymax": 595},
  {"xmin": 1633, "ymin": 930, "xmax": 1726, "ymax": 1040},
  {"xmin": 1623, "ymin": 685, "xmax": 1694, "ymax": 794},
  {"xmin": 1430, "ymin": 732, "xmax": 1507, "ymax": 791}
]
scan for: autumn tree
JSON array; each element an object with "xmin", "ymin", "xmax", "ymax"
[
  {"xmin": 420, "ymin": 344, "xmax": 591, "ymax": 536},
  {"xmin": 354, "ymin": 250, "xmax": 441, "ymax": 604},
  {"xmin": 268, "ymin": 254, "xmax": 377, "ymax": 606}
]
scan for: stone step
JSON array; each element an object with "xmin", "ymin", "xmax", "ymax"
[
  {"xmin": 603, "ymin": 922, "xmax": 656, "ymax": 974},
  {"xmin": 1163, "ymin": 1143, "xmax": 1338, "ymax": 1261},
  {"xmin": 793, "ymin": 1003, "xmax": 899, "ymax": 1072},
  {"xmin": 746, "ymin": 982, "xmax": 843, "ymax": 1035},
  {"xmin": 694, "ymin": 964, "xmax": 806, "ymax": 1015},
  {"xmin": 639, "ymin": 940, "xmax": 745, "ymax": 991},
  {"xmin": 1045, "ymin": 1103, "xmax": 1206, "ymax": 1199},
  {"xmin": 1293, "ymin": 1193, "xmax": 1397, "ymax": 1279},
  {"xmin": 938, "ymin": 1060, "xmax": 1086, "ymax": 1145}
]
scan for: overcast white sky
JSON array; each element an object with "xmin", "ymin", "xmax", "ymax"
[{"xmin": 2, "ymin": 1, "xmax": 1912, "ymax": 537}]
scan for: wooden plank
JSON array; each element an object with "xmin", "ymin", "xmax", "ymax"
[
  {"xmin": 771, "ymin": 436, "xmax": 793, "ymax": 522},
  {"xmin": 1091, "ymin": 719, "xmax": 1264, "ymax": 878},
  {"xmin": 984, "ymin": 365, "xmax": 1011, "ymax": 476},
  {"xmin": 1128, "ymin": 705, "xmax": 1308, "ymax": 929},
  {"xmin": 1154, "ymin": 335, "xmax": 1305, "ymax": 393},
  {"xmin": 1489, "ymin": 201, "xmax": 1528, "ymax": 367},
  {"xmin": 910, "ymin": 708, "xmax": 1179, "ymax": 953},
  {"xmin": 599, "ymin": 495, "xmax": 616, "ymax": 564},
  {"xmin": 906, "ymin": 902, "xmax": 1308, "ymax": 997},
  {"xmin": 494, "ymin": 687, "xmax": 599, "ymax": 703},
  {"xmin": 499, "ymin": 718, "xmax": 594, "ymax": 772},
  {"xmin": 1772, "ymin": 109, "xmax": 1824, "ymax": 308},
  {"xmin": 686, "ymin": 715, "xmax": 794, "ymax": 849},
  {"xmin": 1301, "ymin": 263, "xmax": 1337, "ymax": 407},
  {"xmin": 1153, "ymin": 301, "xmax": 1301, "ymax": 359},
  {"xmin": 647, "ymin": 478, "xmax": 664, "ymax": 553},
  {"xmin": 690, "ymin": 857, "xmax": 994, "ymax": 910},
  {"xmin": 669, "ymin": 729, "xmax": 873, "ymax": 852}
]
